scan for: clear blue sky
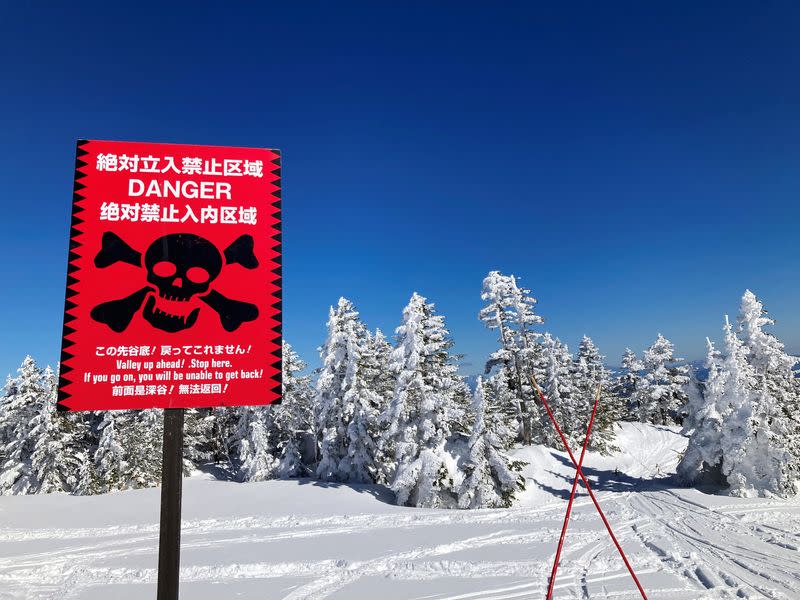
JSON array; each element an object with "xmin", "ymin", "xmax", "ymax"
[{"xmin": 2, "ymin": 3, "xmax": 799, "ymax": 377}]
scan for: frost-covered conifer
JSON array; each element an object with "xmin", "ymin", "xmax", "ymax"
[
  {"xmin": 615, "ymin": 348, "xmax": 643, "ymax": 420},
  {"xmin": 678, "ymin": 338, "xmax": 726, "ymax": 483},
  {"xmin": 130, "ymin": 409, "xmax": 163, "ymax": 487},
  {"xmin": 536, "ymin": 334, "xmax": 574, "ymax": 449},
  {"xmin": 93, "ymin": 412, "xmax": 127, "ymax": 492},
  {"xmin": 680, "ymin": 344, "xmax": 711, "ymax": 435},
  {"xmin": 679, "ymin": 308, "xmax": 797, "ymax": 497},
  {"xmin": 366, "ymin": 330, "xmax": 398, "ymax": 483},
  {"xmin": 0, "ymin": 356, "xmax": 46, "ymax": 495},
  {"xmin": 715, "ymin": 316, "xmax": 760, "ymax": 495},
  {"xmin": 385, "ymin": 293, "xmax": 463, "ymax": 508},
  {"xmin": 94, "ymin": 409, "xmax": 162, "ymax": 492},
  {"xmin": 634, "ymin": 334, "xmax": 689, "ymax": 425},
  {"xmin": 183, "ymin": 408, "xmax": 214, "ymax": 471},
  {"xmin": 236, "ymin": 406, "xmax": 278, "ymax": 482},
  {"xmin": 737, "ymin": 290, "xmax": 800, "ymax": 490},
  {"xmin": 0, "ymin": 376, "xmax": 19, "ymax": 468},
  {"xmin": 340, "ymin": 329, "xmax": 391, "ymax": 483},
  {"xmin": 273, "ymin": 341, "xmax": 314, "ymax": 478},
  {"xmin": 315, "ymin": 298, "xmax": 369, "ymax": 482},
  {"xmin": 479, "ymin": 271, "xmax": 544, "ymax": 445},
  {"xmin": 207, "ymin": 407, "xmax": 241, "ymax": 472},
  {"xmin": 571, "ymin": 336, "xmax": 617, "ymax": 453},
  {"xmin": 29, "ymin": 367, "xmax": 91, "ymax": 493},
  {"xmin": 484, "ymin": 368, "xmax": 519, "ymax": 449},
  {"xmin": 458, "ymin": 378, "xmax": 524, "ymax": 508}
]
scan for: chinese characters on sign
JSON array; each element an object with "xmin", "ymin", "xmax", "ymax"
[{"xmin": 57, "ymin": 140, "xmax": 282, "ymax": 411}]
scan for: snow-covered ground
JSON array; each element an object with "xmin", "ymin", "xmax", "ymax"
[{"xmin": 1, "ymin": 423, "xmax": 799, "ymax": 599}]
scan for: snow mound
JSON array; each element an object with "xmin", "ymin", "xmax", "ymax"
[{"xmin": 512, "ymin": 422, "xmax": 687, "ymax": 507}]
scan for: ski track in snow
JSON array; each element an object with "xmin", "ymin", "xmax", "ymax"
[{"xmin": 1, "ymin": 424, "xmax": 799, "ymax": 599}]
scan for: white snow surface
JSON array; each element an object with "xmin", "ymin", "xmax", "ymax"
[{"xmin": 1, "ymin": 422, "xmax": 799, "ymax": 599}]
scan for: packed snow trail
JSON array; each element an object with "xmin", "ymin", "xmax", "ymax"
[{"xmin": 0, "ymin": 423, "xmax": 798, "ymax": 599}]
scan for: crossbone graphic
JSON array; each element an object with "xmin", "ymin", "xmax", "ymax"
[{"xmin": 90, "ymin": 231, "xmax": 260, "ymax": 333}]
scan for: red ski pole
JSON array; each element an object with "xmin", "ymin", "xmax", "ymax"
[
  {"xmin": 546, "ymin": 383, "xmax": 601, "ymax": 600},
  {"xmin": 528, "ymin": 373, "xmax": 648, "ymax": 600}
]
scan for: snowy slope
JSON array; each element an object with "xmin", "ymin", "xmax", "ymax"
[{"xmin": 1, "ymin": 423, "xmax": 799, "ymax": 599}]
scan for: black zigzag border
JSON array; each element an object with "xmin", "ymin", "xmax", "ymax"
[
  {"xmin": 268, "ymin": 150, "xmax": 283, "ymax": 404},
  {"xmin": 57, "ymin": 139, "xmax": 90, "ymax": 412}
]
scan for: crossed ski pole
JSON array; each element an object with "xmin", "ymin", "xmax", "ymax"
[
  {"xmin": 527, "ymin": 373, "xmax": 648, "ymax": 600},
  {"xmin": 546, "ymin": 382, "xmax": 602, "ymax": 599}
]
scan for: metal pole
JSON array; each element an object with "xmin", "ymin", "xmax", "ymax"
[{"xmin": 157, "ymin": 408, "xmax": 185, "ymax": 600}]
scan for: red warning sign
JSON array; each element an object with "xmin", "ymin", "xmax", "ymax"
[{"xmin": 57, "ymin": 140, "xmax": 282, "ymax": 411}]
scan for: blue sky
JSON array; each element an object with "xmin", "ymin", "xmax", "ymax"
[{"xmin": 1, "ymin": 3, "xmax": 799, "ymax": 377}]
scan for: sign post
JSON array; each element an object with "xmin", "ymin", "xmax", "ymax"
[
  {"xmin": 57, "ymin": 139, "xmax": 282, "ymax": 597},
  {"xmin": 157, "ymin": 408, "xmax": 185, "ymax": 600}
]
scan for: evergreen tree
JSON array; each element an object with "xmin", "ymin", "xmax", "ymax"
[
  {"xmin": 479, "ymin": 271, "xmax": 544, "ymax": 445},
  {"xmin": 715, "ymin": 316, "xmax": 760, "ymax": 495},
  {"xmin": 133, "ymin": 409, "xmax": 163, "ymax": 487},
  {"xmin": 94, "ymin": 409, "xmax": 162, "ymax": 492},
  {"xmin": 458, "ymin": 378, "xmax": 525, "ymax": 508},
  {"xmin": 535, "ymin": 334, "xmax": 574, "ymax": 449},
  {"xmin": 206, "ymin": 407, "xmax": 241, "ymax": 473},
  {"xmin": 680, "ymin": 308, "xmax": 797, "ymax": 497},
  {"xmin": 341, "ymin": 329, "xmax": 390, "ymax": 483},
  {"xmin": 236, "ymin": 406, "xmax": 278, "ymax": 482},
  {"xmin": 384, "ymin": 293, "xmax": 463, "ymax": 508},
  {"xmin": 314, "ymin": 298, "xmax": 367, "ymax": 481},
  {"xmin": 735, "ymin": 291, "xmax": 799, "ymax": 495},
  {"xmin": 677, "ymin": 338, "xmax": 726, "ymax": 484},
  {"xmin": 0, "ymin": 356, "xmax": 46, "ymax": 495},
  {"xmin": 183, "ymin": 408, "xmax": 214, "ymax": 472},
  {"xmin": 364, "ymin": 329, "xmax": 396, "ymax": 483},
  {"xmin": 274, "ymin": 341, "xmax": 314, "ymax": 478},
  {"xmin": 615, "ymin": 348, "xmax": 643, "ymax": 420},
  {"xmin": 0, "ymin": 375, "xmax": 18, "ymax": 479},
  {"xmin": 93, "ymin": 411, "xmax": 127, "ymax": 492},
  {"xmin": 571, "ymin": 336, "xmax": 618, "ymax": 453},
  {"xmin": 484, "ymin": 368, "xmax": 519, "ymax": 449},
  {"xmin": 634, "ymin": 334, "xmax": 689, "ymax": 425},
  {"xmin": 680, "ymin": 341, "xmax": 712, "ymax": 435},
  {"xmin": 29, "ymin": 366, "xmax": 91, "ymax": 493}
]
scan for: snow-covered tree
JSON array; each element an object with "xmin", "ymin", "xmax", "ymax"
[
  {"xmin": 571, "ymin": 336, "xmax": 618, "ymax": 453},
  {"xmin": 678, "ymin": 338, "xmax": 726, "ymax": 484},
  {"xmin": 340, "ymin": 329, "xmax": 392, "ymax": 483},
  {"xmin": 273, "ymin": 341, "xmax": 314, "ymax": 478},
  {"xmin": 131, "ymin": 409, "xmax": 164, "ymax": 487},
  {"xmin": 0, "ymin": 356, "xmax": 46, "ymax": 495},
  {"xmin": 479, "ymin": 271, "xmax": 544, "ymax": 445},
  {"xmin": 458, "ymin": 378, "xmax": 525, "ymax": 508},
  {"xmin": 680, "ymin": 342, "xmax": 712, "ymax": 436},
  {"xmin": 634, "ymin": 334, "xmax": 689, "ymax": 425},
  {"xmin": 315, "ymin": 298, "xmax": 382, "ymax": 483},
  {"xmin": 615, "ymin": 348, "xmax": 643, "ymax": 420},
  {"xmin": 715, "ymin": 316, "xmax": 762, "ymax": 495},
  {"xmin": 680, "ymin": 303, "xmax": 798, "ymax": 497},
  {"xmin": 385, "ymin": 292, "xmax": 464, "ymax": 508},
  {"xmin": 483, "ymin": 368, "xmax": 519, "ymax": 449},
  {"xmin": 93, "ymin": 411, "xmax": 127, "ymax": 492},
  {"xmin": 0, "ymin": 375, "xmax": 19, "ymax": 468},
  {"xmin": 94, "ymin": 409, "xmax": 162, "ymax": 492},
  {"xmin": 236, "ymin": 406, "xmax": 278, "ymax": 482},
  {"xmin": 206, "ymin": 407, "xmax": 241, "ymax": 472},
  {"xmin": 29, "ymin": 366, "xmax": 92, "ymax": 493},
  {"xmin": 737, "ymin": 290, "xmax": 800, "ymax": 489},
  {"xmin": 183, "ymin": 408, "xmax": 215, "ymax": 471},
  {"xmin": 535, "ymin": 333, "xmax": 574, "ymax": 449},
  {"xmin": 363, "ymin": 329, "xmax": 396, "ymax": 483}
]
